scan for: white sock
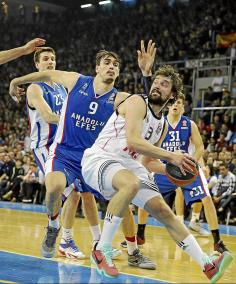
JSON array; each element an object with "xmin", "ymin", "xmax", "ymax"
[
  {"xmin": 191, "ymin": 212, "xmax": 200, "ymax": 223},
  {"xmin": 126, "ymin": 236, "xmax": 138, "ymax": 255},
  {"xmin": 89, "ymin": 225, "xmax": 101, "ymax": 243},
  {"xmin": 48, "ymin": 216, "xmax": 60, "ymax": 229},
  {"xmin": 178, "ymin": 234, "xmax": 205, "ymax": 269},
  {"xmin": 97, "ymin": 213, "xmax": 122, "ymax": 250},
  {"xmin": 176, "ymin": 215, "xmax": 184, "ymax": 223},
  {"xmin": 62, "ymin": 227, "xmax": 73, "ymax": 241}
]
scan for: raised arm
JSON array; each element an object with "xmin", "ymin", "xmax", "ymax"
[
  {"xmin": 138, "ymin": 39, "xmax": 156, "ymax": 95},
  {"xmin": 9, "ymin": 70, "xmax": 79, "ymax": 102},
  {"xmin": 27, "ymin": 84, "xmax": 59, "ymax": 124},
  {"xmin": 0, "ymin": 38, "xmax": 46, "ymax": 65}
]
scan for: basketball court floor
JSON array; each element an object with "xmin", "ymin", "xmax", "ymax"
[{"xmin": 0, "ymin": 201, "xmax": 235, "ymax": 283}]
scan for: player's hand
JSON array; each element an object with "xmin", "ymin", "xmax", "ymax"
[
  {"xmin": 137, "ymin": 39, "xmax": 157, "ymax": 77},
  {"xmin": 22, "ymin": 38, "xmax": 46, "ymax": 55},
  {"xmin": 169, "ymin": 152, "xmax": 197, "ymax": 175},
  {"xmin": 9, "ymin": 79, "xmax": 25, "ymax": 103}
]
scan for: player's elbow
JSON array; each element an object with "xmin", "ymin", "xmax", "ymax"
[{"xmin": 127, "ymin": 138, "xmax": 139, "ymax": 152}]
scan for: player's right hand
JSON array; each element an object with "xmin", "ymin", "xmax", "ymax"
[
  {"xmin": 170, "ymin": 152, "xmax": 197, "ymax": 175},
  {"xmin": 137, "ymin": 39, "xmax": 157, "ymax": 77},
  {"xmin": 9, "ymin": 80, "xmax": 25, "ymax": 103}
]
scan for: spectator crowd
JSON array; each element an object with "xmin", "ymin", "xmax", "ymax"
[{"xmin": 0, "ymin": 0, "xmax": 235, "ymax": 224}]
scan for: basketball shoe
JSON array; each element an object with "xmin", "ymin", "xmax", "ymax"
[
  {"xmin": 93, "ymin": 241, "xmax": 122, "ymax": 259},
  {"xmin": 189, "ymin": 220, "xmax": 210, "ymax": 236},
  {"xmin": 58, "ymin": 238, "xmax": 85, "ymax": 259},
  {"xmin": 203, "ymin": 251, "xmax": 233, "ymax": 283},
  {"xmin": 128, "ymin": 249, "xmax": 156, "ymax": 270},
  {"xmin": 214, "ymin": 240, "xmax": 229, "ymax": 254},
  {"xmin": 41, "ymin": 226, "xmax": 60, "ymax": 258},
  {"xmin": 91, "ymin": 243, "xmax": 119, "ymax": 277}
]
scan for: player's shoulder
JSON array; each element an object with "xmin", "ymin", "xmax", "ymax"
[{"xmin": 27, "ymin": 83, "xmax": 43, "ymax": 95}]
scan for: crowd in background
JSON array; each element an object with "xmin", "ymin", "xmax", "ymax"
[{"xmin": 0, "ymin": 0, "xmax": 235, "ymax": 224}]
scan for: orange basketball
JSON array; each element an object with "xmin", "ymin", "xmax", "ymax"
[{"xmin": 165, "ymin": 162, "xmax": 199, "ymax": 187}]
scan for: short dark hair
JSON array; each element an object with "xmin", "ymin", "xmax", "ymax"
[
  {"xmin": 34, "ymin": 47, "xmax": 56, "ymax": 63},
  {"xmin": 153, "ymin": 65, "xmax": 183, "ymax": 102},
  {"xmin": 96, "ymin": 50, "xmax": 121, "ymax": 67},
  {"xmin": 219, "ymin": 162, "xmax": 228, "ymax": 169}
]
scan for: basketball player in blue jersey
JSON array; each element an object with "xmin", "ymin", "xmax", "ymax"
[
  {"xmin": 9, "ymin": 42, "xmax": 156, "ymax": 269},
  {"xmin": 26, "ymin": 46, "xmax": 85, "ymax": 259},
  {"xmin": 141, "ymin": 94, "xmax": 230, "ymax": 254}
]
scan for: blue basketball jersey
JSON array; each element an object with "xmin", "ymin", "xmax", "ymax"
[
  {"xmin": 28, "ymin": 82, "xmax": 67, "ymax": 149},
  {"xmin": 52, "ymin": 75, "xmax": 118, "ymax": 162},
  {"xmin": 161, "ymin": 115, "xmax": 192, "ymax": 153}
]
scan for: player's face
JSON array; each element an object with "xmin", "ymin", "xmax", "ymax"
[
  {"xmin": 149, "ymin": 75, "xmax": 173, "ymax": 105},
  {"xmin": 96, "ymin": 56, "xmax": 120, "ymax": 84},
  {"xmin": 36, "ymin": 52, "xmax": 56, "ymax": 72},
  {"xmin": 168, "ymin": 99, "xmax": 184, "ymax": 115}
]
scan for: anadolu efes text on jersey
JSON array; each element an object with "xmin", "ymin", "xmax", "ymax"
[
  {"xmin": 53, "ymin": 75, "xmax": 118, "ymax": 152},
  {"xmin": 161, "ymin": 116, "xmax": 191, "ymax": 152},
  {"xmin": 28, "ymin": 82, "xmax": 67, "ymax": 149},
  {"xmin": 94, "ymin": 96, "xmax": 165, "ymax": 160}
]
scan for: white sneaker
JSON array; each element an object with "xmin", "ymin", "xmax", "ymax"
[
  {"xmin": 189, "ymin": 221, "xmax": 210, "ymax": 236},
  {"xmin": 58, "ymin": 238, "xmax": 86, "ymax": 259},
  {"xmin": 111, "ymin": 247, "xmax": 122, "ymax": 259}
]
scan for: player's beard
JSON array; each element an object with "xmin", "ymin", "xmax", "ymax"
[{"xmin": 148, "ymin": 91, "xmax": 170, "ymax": 106}]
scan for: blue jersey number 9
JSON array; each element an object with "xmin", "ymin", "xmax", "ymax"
[{"xmin": 88, "ymin": 102, "xmax": 98, "ymax": 114}]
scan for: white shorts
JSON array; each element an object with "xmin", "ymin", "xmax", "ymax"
[{"xmin": 82, "ymin": 146, "xmax": 161, "ymax": 209}]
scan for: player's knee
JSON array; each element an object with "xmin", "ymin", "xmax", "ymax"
[
  {"xmin": 153, "ymin": 199, "xmax": 174, "ymax": 220},
  {"xmin": 121, "ymin": 177, "xmax": 140, "ymax": 197}
]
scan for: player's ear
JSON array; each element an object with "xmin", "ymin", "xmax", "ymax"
[
  {"xmin": 35, "ymin": 62, "xmax": 40, "ymax": 70},
  {"xmin": 95, "ymin": 64, "xmax": 99, "ymax": 74}
]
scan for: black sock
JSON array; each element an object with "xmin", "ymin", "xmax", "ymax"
[
  {"xmin": 211, "ymin": 229, "xmax": 220, "ymax": 243},
  {"xmin": 137, "ymin": 224, "xmax": 146, "ymax": 239}
]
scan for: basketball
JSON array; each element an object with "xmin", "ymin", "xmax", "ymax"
[{"xmin": 165, "ymin": 162, "xmax": 199, "ymax": 187}]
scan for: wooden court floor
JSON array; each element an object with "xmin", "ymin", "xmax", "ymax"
[{"xmin": 0, "ymin": 207, "xmax": 235, "ymax": 283}]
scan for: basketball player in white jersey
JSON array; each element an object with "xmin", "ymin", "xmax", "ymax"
[
  {"xmin": 0, "ymin": 38, "xmax": 45, "ymax": 65},
  {"xmin": 81, "ymin": 64, "xmax": 232, "ymax": 281},
  {"xmin": 26, "ymin": 47, "xmax": 85, "ymax": 259}
]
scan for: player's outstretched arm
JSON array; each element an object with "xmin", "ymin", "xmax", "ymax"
[
  {"xmin": 9, "ymin": 70, "xmax": 79, "ymax": 102},
  {"xmin": 0, "ymin": 38, "xmax": 46, "ymax": 65}
]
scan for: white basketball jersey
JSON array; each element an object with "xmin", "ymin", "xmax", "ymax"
[{"xmin": 95, "ymin": 96, "xmax": 165, "ymax": 160}]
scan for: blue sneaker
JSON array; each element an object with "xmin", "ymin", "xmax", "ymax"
[
  {"xmin": 41, "ymin": 226, "xmax": 60, "ymax": 258},
  {"xmin": 58, "ymin": 238, "xmax": 85, "ymax": 259}
]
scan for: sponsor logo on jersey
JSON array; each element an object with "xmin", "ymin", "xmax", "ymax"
[{"xmin": 106, "ymin": 92, "xmax": 116, "ymax": 104}]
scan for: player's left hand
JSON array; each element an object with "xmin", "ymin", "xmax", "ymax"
[
  {"xmin": 137, "ymin": 39, "xmax": 157, "ymax": 77},
  {"xmin": 22, "ymin": 38, "xmax": 46, "ymax": 55}
]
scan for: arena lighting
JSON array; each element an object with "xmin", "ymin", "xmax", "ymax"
[
  {"xmin": 99, "ymin": 0, "xmax": 111, "ymax": 5},
  {"xmin": 81, "ymin": 3, "xmax": 92, "ymax": 8}
]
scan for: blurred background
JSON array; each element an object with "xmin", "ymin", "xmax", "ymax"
[{"xmin": 0, "ymin": 0, "xmax": 235, "ymax": 224}]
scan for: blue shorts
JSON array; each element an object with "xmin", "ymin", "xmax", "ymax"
[
  {"xmin": 154, "ymin": 168, "xmax": 210, "ymax": 206},
  {"xmin": 45, "ymin": 145, "xmax": 105, "ymax": 200}
]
